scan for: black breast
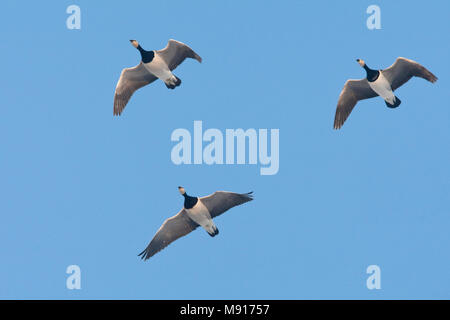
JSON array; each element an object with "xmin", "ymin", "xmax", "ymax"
[
  {"xmin": 140, "ymin": 50, "xmax": 155, "ymax": 64},
  {"xmin": 365, "ymin": 67, "xmax": 380, "ymax": 82},
  {"xmin": 184, "ymin": 195, "xmax": 198, "ymax": 209}
]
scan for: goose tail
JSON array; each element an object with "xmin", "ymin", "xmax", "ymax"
[{"xmin": 386, "ymin": 96, "xmax": 401, "ymax": 109}]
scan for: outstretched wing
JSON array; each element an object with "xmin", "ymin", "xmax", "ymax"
[
  {"xmin": 156, "ymin": 39, "xmax": 202, "ymax": 71},
  {"xmin": 200, "ymin": 191, "xmax": 253, "ymax": 219},
  {"xmin": 113, "ymin": 62, "xmax": 157, "ymax": 116},
  {"xmin": 138, "ymin": 209, "xmax": 199, "ymax": 260},
  {"xmin": 382, "ymin": 57, "xmax": 438, "ymax": 91},
  {"xmin": 333, "ymin": 79, "xmax": 378, "ymax": 130}
]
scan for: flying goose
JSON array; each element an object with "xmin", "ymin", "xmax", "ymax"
[
  {"xmin": 138, "ymin": 187, "xmax": 253, "ymax": 260},
  {"xmin": 113, "ymin": 39, "xmax": 202, "ymax": 116},
  {"xmin": 333, "ymin": 57, "xmax": 438, "ymax": 129}
]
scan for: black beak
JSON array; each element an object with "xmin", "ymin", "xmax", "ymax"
[
  {"xmin": 356, "ymin": 59, "xmax": 360, "ymax": 62},
  {"xmin": 178, "ymin": 186, "xmax": 182, "ymax": 189},
  {"xmin": 129, "ymin": 40, "xmax": 135, "ymax": 43}
]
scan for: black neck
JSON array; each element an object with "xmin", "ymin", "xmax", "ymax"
[
  {"xmin": 137, "ymin": 46, "xmax": 154, "ymax": 63},
  {"xmin": 363, "ymin": 64, "xmax": 369, "ymax": 71},
  {"xmin": 363, "ymin": 64, "xmax": 379, "ymax": 82},
  {"xmin": 183, "ymin": 193, "xmax": 198, "ymax": 209}
]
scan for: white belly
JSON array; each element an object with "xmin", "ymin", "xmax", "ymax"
[
  {"xmin": 186, "ymin": 200, "xmax": 215, "ymax": 233},
  {"xmin": 143, "ymin": 54, "xmax": 173, "ymax": 81},
  {"xmin": 369, "ymin": 72, "xmax": 395, "ymax": 104}
]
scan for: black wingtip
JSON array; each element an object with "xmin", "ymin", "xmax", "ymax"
[{"xmin": 430, "ymin": 74, "xmax": 438, "ymax": 83}]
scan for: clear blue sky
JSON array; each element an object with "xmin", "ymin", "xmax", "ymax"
[{"xmin": 1, "ymin": 0, "xmax": 449, "ymax": 299}]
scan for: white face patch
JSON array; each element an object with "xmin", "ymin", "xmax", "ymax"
[
  {"xmin": 131, "ymin": 40, "xmax": 139, "ymax": 48},
  {"xmin": 178, "ymin": 187, "xmax": 185, "ymax": 195}
]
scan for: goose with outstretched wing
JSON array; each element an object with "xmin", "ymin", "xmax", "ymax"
[
  {"xmin": 138, "ymin": 187, "xmax": 253, "ymax": 260},
  {"xmin": 334, "ymin": 57, "xmax": 437, "ymax": 129},
  {"xmin": 114, "ymin": 39, "xmax": 202, "ymax": 116}
]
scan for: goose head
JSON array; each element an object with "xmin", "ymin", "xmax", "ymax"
[
  {"xmin": 130, "ymin": 40, "xmax": 140, "ymax": 49},
  {"xmin": 178, "ymin": 186, "xmax": 186, "ymax": 196},
  {"xmin": 356, "ymin": 59, "xmax": 366, "ymax": 67}
]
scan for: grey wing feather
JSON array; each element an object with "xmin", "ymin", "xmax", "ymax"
[
  {"xmin": 138, "ymin": 209, "xmax": 198, "ymax": 260},
  {"xmin": 333, "ymin": 79, "xmax": 378, "ymax": 129},
  {"xmin": 156, "ymin": 39, "xmax": 202, "ymax": 71},
  {"xmin": 113, "ymin": 62, "xmax": 157, "ymax": 116},
  {"xmin": 200, "ymin": 191, "xmax": 253, "ymax": 219},
  {"xmin": 382, "ymin": 57, "xmax": 438, "ymax": 91}
]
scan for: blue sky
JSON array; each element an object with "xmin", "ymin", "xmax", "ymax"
[{"xmin": 1, "ymin": 0, "xmax": 449, "ymax": 299}]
